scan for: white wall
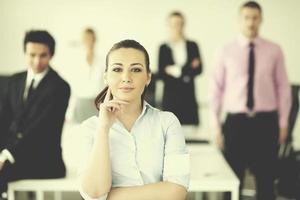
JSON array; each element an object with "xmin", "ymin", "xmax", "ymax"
[{"xmin": 1, "ymin": 0, "xmax": 300, "ymax": 148}]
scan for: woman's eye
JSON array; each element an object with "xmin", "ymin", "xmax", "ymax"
[
  {"xmin": 112, "ymin": 67, "xmax": 122, "ymax": 72},
  {"xmin": 132, "ymin": 68, "xmax": 142, "ymax": 72}
]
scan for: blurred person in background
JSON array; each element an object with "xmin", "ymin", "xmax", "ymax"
[
  {"xmin": 158, "ymin": 11, "xmax": 203, "ymax": 129},
  {"xmin": 210, "ymin": 1, "xmax": 291, "ymax": 199},
  {"xmin": 66, "ymin": 28, "xmax": 104, "ymax": 124},
  {"xmin": 0, "ymin": 30, "xmax": 70, "ymax": 200}
]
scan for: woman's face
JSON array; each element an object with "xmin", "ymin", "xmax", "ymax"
[
  {"xmin": 105, "ymin": 48, "xmax": 151, "ymax": 102},
  {"xmin": 168, "ymin": 15, "xmax": 184, "ymax": 37},
  {"xmin": 81, "ymin": 32, "xmax": 95, "ymax": 49}
]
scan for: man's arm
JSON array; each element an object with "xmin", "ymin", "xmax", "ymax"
[
  {"xmin": 210, "ymin": 48, "xmax": 226, "ymax": 147},
  {"xmin": 4, "ymin": 81, "xmax": 70, "ymax": 159},
  {"xmin": 274, "ymin": 46, "xmax": 292, "ymax": 144},
  {"xmin": 0, "ymin": 76, "xmax": 14, "ymax": 165}
]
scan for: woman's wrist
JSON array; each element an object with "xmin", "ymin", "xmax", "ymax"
[{"xmin": 96, "ymin": 123, "xmax": 110, "ymax": 136}]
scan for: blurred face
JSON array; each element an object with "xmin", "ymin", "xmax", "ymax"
[
  {"xmin": 82, "ymin": 32, "xmax": 96, "ymax": 49},
  {"xmin": 240, "ymin": 7, "xmax": 262, "ymax": 39},
  {"xmin": 168, "ymin": 15, "xmax": 184, "ymax": 38},
  {"xmin": 105, "ymin": 48, "xmax": 151, "ymax": 102},
  {"xmin": 25, "ymin": 42, "xmax": 51, "ymax": 74}
]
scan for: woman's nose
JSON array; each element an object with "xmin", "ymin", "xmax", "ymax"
[{"xmin": 122, "ymin": 72, "xmax": 132, "ymax": 83}]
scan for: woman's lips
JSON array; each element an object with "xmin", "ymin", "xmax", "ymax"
[{"xmin": 119, "ymin": 87, "xmax": 134, "ymax": 92}]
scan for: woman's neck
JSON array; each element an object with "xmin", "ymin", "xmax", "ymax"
[
  {"xmin": 116, "ymin": 99, "xmax": 143, "ymax": 132},
  {"xmin": 170, "ymin": 33, "xmax": 184, "ymax": 43}
]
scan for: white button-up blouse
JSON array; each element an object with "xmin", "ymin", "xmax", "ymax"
[{"xmin": 78, "ymin": 102, "xmax": 190, "ymax": 200}]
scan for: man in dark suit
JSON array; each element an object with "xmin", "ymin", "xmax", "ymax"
[
  {"xmin": 0, "ymin": 76, "xmax": 9, "ymax": 150},
  {"xmin": 0, "ymin": 30, "xmax": 70, "ymax": 199}
]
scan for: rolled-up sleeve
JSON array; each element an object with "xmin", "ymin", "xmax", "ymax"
[
  {"xmin": 76, "ymin": 117, "xmax": 107, "ymax": 200},
  {"xmin": 162, "ymin": 113, "xmax": 190, "ymax": 189},
  {"xmin": 78, "ymin": 182, "xmax": 108, "ymax": 200}
]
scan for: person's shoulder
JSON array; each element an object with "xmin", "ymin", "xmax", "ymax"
[
  {"xmin": 186, "ymin": 40, "xmax": 198, "ymax": 46},
  {"xmin": 49, "ymin": 68, "xmax": 67, "ymax": 83},
  {"xmin": 159, "ymin": 110, "xmax": 179, "ymax": 123},
  {"xmin": 49, "ymin": 68, "xmax": 70, "ymax": 90},
  {"xmin": 150, "ymin": 107, "xmax": 180, "ymax": 126},
  {"xmin": 10, "ymin": 70, "xmax": 26, "ymax": 80},
  {"xmin": 223, "ymin": 38, "xmax": 238, "ymax": 49},
  {"xmin": 215, "ymin": 38, "xmax": 238, "ymax": 57},
  {"xmin": 159, "ymin": 43, "xmax": 169, "ymax": 49},
  {"xmin": 159, "ymin": 41, "xmax": 168, "ymax": 46},
  {"xmin": 80, "ymin": 115, "xmax": 99, "ymax": 130},
  {"xmin": 259, "ymin": 37, "xmax": 282, "ymax": 51},
  {"xmin": 7, "ymin": 71, "xmax": 26, "ymax": 87}
]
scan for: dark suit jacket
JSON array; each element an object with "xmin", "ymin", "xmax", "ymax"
[
  {"xmin": 158, "ymin": 40, "xmax": 202, "ymax": 125},
  {"xmin": 0, "ymin": 75, "xmax": 9, "ymax": 149},
  {"xmin": 0, "ymin": 67, "xmax": 70, "ymax": 179}
]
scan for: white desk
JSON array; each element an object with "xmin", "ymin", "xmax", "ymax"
[
  {"xmin": 8, "ymin": 144, "xmax": 239, "ymax": 200},
  {"xmin": 188, "ymin": 144, "xmax": 240, "ymax": 200},
  {"xmin": 7, "ymin": 178, "xmax": 77, "ymax": 200}
]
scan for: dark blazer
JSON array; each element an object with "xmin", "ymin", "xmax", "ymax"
[
  {"xmin": 0, "ymin": 75, "xmax": 9, "ymax": 149},
  {"xmin": 158, "ymin": 40, "xmax": 202, "ymax": 125},
  {"xmin": 0, "ymin": 67, "xmax": 70, "ymax": 179}
]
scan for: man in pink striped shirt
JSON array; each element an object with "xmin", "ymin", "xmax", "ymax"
[{"xmin": 211, "ymin": 1, "xmax": 291, "ymax": 200}]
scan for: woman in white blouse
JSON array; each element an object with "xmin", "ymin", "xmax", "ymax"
[{"xmin": 78, "ymin": 40, "xmax": 190, "ymax": 200}]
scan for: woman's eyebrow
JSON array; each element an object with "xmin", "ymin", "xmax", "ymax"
[
  {"xmin": 111, "ymin": 63, "xmax": 123, "ymax": 66},
  {"xmin": 131, "ymin": 63, "xmax": 144, "ymax": 67}
]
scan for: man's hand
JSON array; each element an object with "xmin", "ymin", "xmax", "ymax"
[
  {"xmin": 279, "ymin": 127, "xmax": 288, "ymax": 145},
  {"xmin": 214, "ymin": 128, "xmax": 224, "ymax": 150},
  {"xmin": 0, "ymin": 161, "xmax": 5, "ymax": 171}
]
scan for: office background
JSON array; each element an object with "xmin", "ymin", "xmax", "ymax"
[{"xmin": 0, "ymin": 0, "xmax": 299, "ymax": 149}]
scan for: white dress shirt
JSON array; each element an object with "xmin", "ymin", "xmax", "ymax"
[{"xmin": 77, "ymin": 102, "xmax": 190, "ymax": 200}]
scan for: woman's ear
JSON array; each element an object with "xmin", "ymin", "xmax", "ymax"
[
  {"xmin": 103, "ymin": 73, "xmax": 107, "ymax": 84},
  {"xmin": 147, "ymin": 73, "xmax": 152, "ymax": 86}
]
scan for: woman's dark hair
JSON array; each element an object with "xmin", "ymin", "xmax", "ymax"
[
  {"xmin": 24, "ymin": 30, "xmax": 55, "ymax": 56},
  {"xmin": 84, "ymin": 27, "xmax": 96, "ymax": 35},
  {"xmin": 240, "ymin": 1, "xmax": 262, "ymax": 13},
  {"xmin": 83, "ymin": 27, "xmax": 96, "ymax": 42},
  {"xmin": 168, "ymin": 11, "xmax": 185, "ymax": 23},
  {"xmin": 94, "ymin": 39, "xmax": 151, "ymax": 110}
]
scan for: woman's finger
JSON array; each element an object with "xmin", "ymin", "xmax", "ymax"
[
  {"xmin": 104, "ymin": 87, "xmax": 111, "ymax": 103},
  {"xmin": 101, "ymin": 101, "xmax": 121, "ymax": 112}
]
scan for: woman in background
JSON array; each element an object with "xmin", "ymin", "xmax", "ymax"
[
  {"xmin": 67, "ymin": 28, "xmax": 104, "ymax": 123},
  {"xmin": 78, "ymin": 40, "xmax": 189, "ymax": 200},
  {"xmin": 158, "ymin": 11, "xmax": 203, "ymax": 126}
]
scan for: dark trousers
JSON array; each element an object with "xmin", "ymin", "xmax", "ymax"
[{"xmin": 223, "ymin": 111, "xmax": 279, "ymax": 200}]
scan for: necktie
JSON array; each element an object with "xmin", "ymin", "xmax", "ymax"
[
  {"xmin": 27, "ymin": 78, "xmax": 35, "ymax": 101},
  {"xmin": 247, "ymin": 43, "xmax": 255, "ymax": 110}
]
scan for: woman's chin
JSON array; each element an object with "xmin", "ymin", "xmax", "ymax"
[{"xmin": 114, "ymin": 94, "xmax": 132, "ymax": 102}]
